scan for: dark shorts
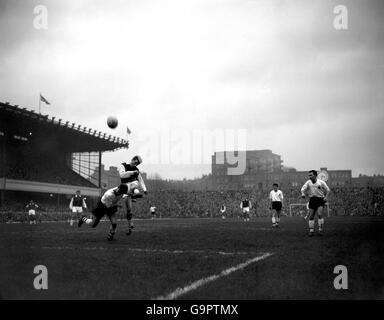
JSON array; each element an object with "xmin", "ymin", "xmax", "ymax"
[
  {"xmin": 92, "ymin": 200, "xmax": 118, "ymax": 220},
  {"xmin": 308, "ymin": 197, "xmax": 325, "ymax": 210},
  {"xmin": 271, "ymin": 201, "xmax": 282, "ymax": 211}
]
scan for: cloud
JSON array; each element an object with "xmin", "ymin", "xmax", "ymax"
[{"xmin": 1, "ymin": 0, "xmax": 383, "ymax": 178}]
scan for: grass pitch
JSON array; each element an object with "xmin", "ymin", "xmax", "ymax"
[{"xmin": 0, "ymin": 216, "xmax": 383, "ymax": 299}]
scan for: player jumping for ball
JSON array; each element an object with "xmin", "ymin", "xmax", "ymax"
[
  {"xmin": 301, "ymin": 170, "xmax": 331, "ymax": 237},
  {"xmin": 118, "ymin": 155, "xmax": 148, "ymax": 235},
  {"xmin": 78, "ymin": 184, "xmax": 128, "ymax": 241},
  {"xmin": 269, "ymin": 183, "xmax": 284, "ymax": 227}
]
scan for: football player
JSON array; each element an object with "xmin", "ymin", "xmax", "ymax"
[
  {"xmin": 150, "ymin": 204, "xmax": 157, "ymax": 219},
  {"xmin": 26, "ymin": 200, "xmax": 39, "ymax": 225},
  {"xmin": 78, "ymin": 184, "xmax": 128, "ymax": 241},
  {"xmin": 69, "ymin": 190, "xmax": 87, "ymax": 227},
  {"xmin": 118, "ymin": 155, "xmax": 148, "ymax": 235},
  {"xmin": 269, "ymin": 183, "xmax": 284, "ymax": 227},
  {"xmin": 220, "ymin": 205, "xmax": 226, "ymax": 219},
  {"xmin": 301, "ymin": 170, "xmax": 331, "ymax": 236},
  {"xmin": 240, "ymin": 198, "xmax": 252, "ymax": 222}
]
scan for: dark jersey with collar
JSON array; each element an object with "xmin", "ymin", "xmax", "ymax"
[
  {"xmin": 121, "ymin": 163, "xmax": 140, "ymax": 183},
  {"xmin": 72, "ymin": 195, "xmax": 85, "ymax": 207},
  {"xmin": 242, "ymin": 200, "xmax": 250, "ymax": 208}
]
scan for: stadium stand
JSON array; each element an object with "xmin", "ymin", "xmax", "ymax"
[
  {"xmin": 0, "ymin": 102, "xmax": 128, "ymax": 222},
  {"xmin": 129, "ymin": 186, "xmax": 384, "ymax": 219}
]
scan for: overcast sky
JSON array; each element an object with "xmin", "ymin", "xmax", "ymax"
[{"xmin": 1, "ymin": 0, "xmax": 383, "ymax": 179}]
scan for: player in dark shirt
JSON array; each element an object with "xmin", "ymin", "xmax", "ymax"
[
  {"xmin": 118, "ymin": 155, "xmax": 148, "ymax": 235},
  {"xmin": 240, "ymin": 199, "xmax": 252, "ymax": 222},
  {"xmin": 69, "ymin": 190, "xmax": 87, "ymax": 227}
]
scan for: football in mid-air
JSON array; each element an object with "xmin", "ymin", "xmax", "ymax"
[{"xmin": 107, "ymin": 116, "xmax": 118, "ymax": 129}]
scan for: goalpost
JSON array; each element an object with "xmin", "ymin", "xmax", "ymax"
[{"xmin": 289, "ymin": 203, "xmax": 330, "ymax": 217}]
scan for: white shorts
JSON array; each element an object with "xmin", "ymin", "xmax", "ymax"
[
  {"xmin": 122, "ymin": 181, "xmax": 140, "ymax": 196},
  {"xmin": 242, "ymin": 207, "xmax": 250, "ymax": 213},
  {"xmin": 28, "ymin": 210, "xmax": 36, "ymax": 216},
  {"xmin": 72, "ymin": 206, "xmax": 83, "ymax": 213},
  {"xmin": 128, "ymin": 181, "xmax": 140, "ymax": 193}
]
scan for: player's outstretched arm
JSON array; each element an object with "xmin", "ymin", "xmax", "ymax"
[
  {"xmin": 323, "ymin": 182, "xmax": 331, "ymax": 201},
  {"xmin": 138, "ymin": 173, "xmax": 148, "ymax": 193}
]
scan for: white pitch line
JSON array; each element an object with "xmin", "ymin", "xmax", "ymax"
[
  {"xmin": 154, "ymin": 252, "xmax": 274, "ymax": 300},
  {"xmin": 17, "ymin": 245, "xmax": 257, "ymax": 256}
]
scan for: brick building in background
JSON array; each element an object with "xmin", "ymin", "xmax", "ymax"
[
  {"xmin": 211, "ymin": 149, "xmax": 352, "ymax": 190},
  {"xmin": 211, "ymin": 150, "xmax": 283, "ymax": 190}
]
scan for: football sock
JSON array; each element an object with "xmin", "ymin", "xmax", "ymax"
[
  {"xmin": 272, "ymin": 217, "xmax": 276, "ymax": 224},
  {"xmin": 318, "ymin": 218, "xmax": 324, "ymax": 230},
  {"xmin": 83, "ymin": 217, "xmax": 93, "ymax": 225},
  {"xmin": 309, "ymin": 219, "xmax": 315, "ymax": 232}
]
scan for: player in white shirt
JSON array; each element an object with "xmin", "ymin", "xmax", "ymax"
[
  {"xmin": 240, "ymin": 199, "xmax": 251, "ymax": 222},
  {"xmin": 78, "ymin": 184, "xmax": 128, "ymax": 241},
  {"xmin": 301, "ymin": 170, "xmax": 331, "ymax": 236},
  {"xmin": 220, "ymin": 205, "xmax": 226, "ymax": 219},
  {"xmin": 269, "ymin": 183, "xmax": 284, "ymax": 227},
  {"xmin": 26, "ymin": 200, "xmax": 39, "ymax": 225},
  {"xmin": 150, "ymin": 205, "xmax": 157, "ymax": 219}
]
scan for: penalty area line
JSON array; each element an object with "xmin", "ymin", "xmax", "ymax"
[{"xmin": 153, "ymin": 252, "xmax": 274, "ymax": 300}]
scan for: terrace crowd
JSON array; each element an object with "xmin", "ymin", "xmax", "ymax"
[{"xmin": 2, "ymin": 186, "xmax": 382, "ymax": 222}]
